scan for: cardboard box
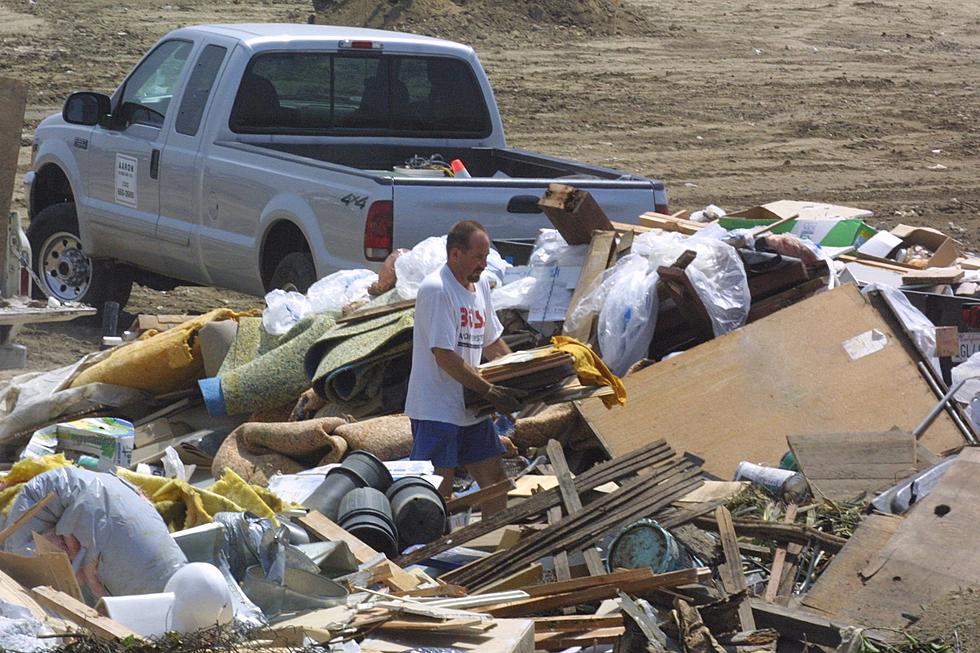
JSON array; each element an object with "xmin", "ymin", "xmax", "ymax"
[
  {"xmin": 23, "ymin": 418, "xmax": 135, "ymax": 467},
  {"xmin": 719, "ymin": 215, "xmax": 877, "ymax": 247},
  {"xmin": 722, "ymin": 200, "xmax": 878, "ymax": 247},
  {"xmin": 889, "ymin": 224, "xmax": 957, "ymax": 267}
]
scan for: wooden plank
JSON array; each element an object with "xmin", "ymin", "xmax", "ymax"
[
  {"xmin": 0, "ymin": 493, "xmax": 55, "ymax": 545},
  {"xmin": 902, "ymin": 267, "xmax": 964, "ymax": 285},
  {"xmin": 472, "ymin": 564, "xmax": 542, "ymax": 595},
  {"xmin": 0, "ymin": 548, "xmax": 84, "ymax": 603},
  {"xmin": 523, "ymin": 568, "xmax": 655, "ymax": 597},
  {"xmin": 817, "ymin": 448, "xmax": 980, "ymax": 631},
  {"xmin": 535, "ymin": 626, "xmax": 625, "ymax": 649},
  {"xmin": 764, "ymin": 504, "xmax": 798, "ymax": 603},
  {"xmin": 546, "ymin": 504, "xmax": 573, "ymax": 613},
  {"xmin": 0, "ymin": 569, "xmax": 65, "ymax": 628},
  {"xmin": 533, "ymin": 614, "xmax": 624, "ymax": 632},
  {"xmin": 715, "ymin": 507, "xmax": 756, "ymax": 631},
  {"xmin": 484, "ymin": 568, "xmax": 709, "ymax": 617},
  {"xmin": 31, "ymin": 586, "xmax": 140, "ymax": 641},
  {"xmin": 545, "ymin": 440, "xmax": 605, "ymax": 576},
  {"xmin": 396, "ymin": 439, "xmax": 673, "ymax": 567},
  {"xmin": 297, "ymin": 511, "xmax": 418, "ymax": 593},
  {"xmin": 788, "ymin": 431, "xmax": 918, "ymax": 501},
  {"xmin": 694, "ymin": 515, "xmax": 846, "ymax": 553},
  {"xmin": 446, "ymin": 478, "xmax": 515, "ymax": 514},
  {"xmin": 538, "ymin": 184, "xmax": 614, "ymax": 245},
  {"xmin": 801, "ymin": 513, "xmax": 903, "ymax": 617},
  {"xmin": 750, "ymin": 600, "xmax": 847, "ymax": 648},
  {"xmin": 578, "ymin": 285, "xmax": 966, "ymax": 479},
  {"xmin": 563, "ymin": 229, "xmax": 616, "ymax": 341},
  {"xmin": 0, "ymin": 77, "xmax": 27, "ymax": 294}
]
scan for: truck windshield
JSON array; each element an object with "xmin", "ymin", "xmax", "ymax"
[{"xmin": 229, "ymin": 52, "xmax": 491, "ymax": 138}]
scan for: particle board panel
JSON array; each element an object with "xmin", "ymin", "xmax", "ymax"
[
  {"xmin": 577, "ymin": 284, "xmax": 965, "ymax": 479},
  {"xmin": 360, "ymin": 617, "xmax": 533, "ymax": 653},
  {"xmin": 827, "ymin": 447, "xmax": 980, "ymax": 632}
]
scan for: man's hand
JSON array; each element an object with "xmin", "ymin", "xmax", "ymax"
[{"xmin": 483, "ymin": 384, "xmax": 528, "ymax": 413}]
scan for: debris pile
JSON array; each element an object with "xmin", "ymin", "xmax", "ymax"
[
  {"xmin": 314, "ymin": 0, "xmax": 653, "ymax": 39},
  {"xmin": 0, "ymin": 184, "xmax": 979, "ymax": 652}
]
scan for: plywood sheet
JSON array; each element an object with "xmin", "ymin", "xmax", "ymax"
[
  {"xmin": 578, "ymin": 285, "xmax": 965, "ymax": 478},
  {"xmin": 788, "ymin": 431, "xmax": 918, "ymax": 501},
  {"xmin": 829, "ymin": 447, "xmax": 980, "ymax": 631},
  {"xmin": 801, "ymin": 512, "xmax": 903, "ymax": 616}
]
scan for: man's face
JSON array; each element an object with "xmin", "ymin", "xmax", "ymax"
[{"xmin": 451, "ymin": 230, "xmax": 491, "ymax": 284}]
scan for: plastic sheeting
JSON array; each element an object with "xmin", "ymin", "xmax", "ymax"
[
  {"xmin": 394, "ymin": 235, "xmax": 510, "ymax": 299},
  {"xmin": 492, "ymin": 229, "xmax": 589, "ymax": 312},
  {"xmin": 567, "ymin": 229, "xmax": 750, "ymax": 375},
  {"xmin": 2, "ymin": 467, "xmax": 187, "ymax": 599}
]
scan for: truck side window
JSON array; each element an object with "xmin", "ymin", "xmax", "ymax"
[
  {"xmin": 119, "ymin": 40, "xmax": 194, "ymax": 128},
  {"xmin": 175, "ymin": 44, "xmax": 228, "ymax": 136}
]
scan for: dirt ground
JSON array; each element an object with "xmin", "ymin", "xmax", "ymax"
[{"xmin": 1, "ymin": 0, "xmax": 978, "ymax": 380}]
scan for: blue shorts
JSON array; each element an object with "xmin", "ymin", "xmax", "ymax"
[{"xmin": 409, "ymin": 418, "xmax": 504, "ymax": 469}]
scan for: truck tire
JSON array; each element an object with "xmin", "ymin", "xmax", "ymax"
[
  {"xmin": 26, "ymin": 202, "xmax": 133, "ymax": 309},
  {"xmin": 269, "ymin": 252, "xmax": 317, "ymax": 293}
]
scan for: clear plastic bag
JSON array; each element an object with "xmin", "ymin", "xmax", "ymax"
[
  {"xmin": 306, "ymin": 269, "xmax": 377, "ymax": 314},
  {"xmin": 527, "ymin": 229, "xmax": 588, "ymax": 268},
  {"xmin": 862, "ymin": 283, "xmax": 937, "ymax": 364},
  {"xmin": 594, "ymin": 254, "xmax": 660, "ymax": 376},
  {"xmin": 952, "ymin": 352, "xmax": 980, "ymax": 404},
  {"xmin": 395, "ymin": 235, "xmax": 510, "ymax": 299},
  {"xmin": 262, "ymin": 289, "xmax": 312, "ymax": 336},
  {"xmin": 492, "ymin": 275, "xmax": 537, "ymax": 311}
]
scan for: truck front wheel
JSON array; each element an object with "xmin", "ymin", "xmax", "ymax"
[
  {"xmin": 269, "ymin": 252, "xmax": 317, "ymax": 293},
  {"xmin": 26, "ymin": 202, "xmax": 133, "ymax": 309}
]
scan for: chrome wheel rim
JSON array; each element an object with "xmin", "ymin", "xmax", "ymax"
[{"xmin": 38, "ymin": 231, "xmax": 92, "ymax": 302}]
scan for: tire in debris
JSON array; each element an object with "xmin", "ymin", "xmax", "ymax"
[{"xmin": 269, "ymin": 251, "xmax": 317, "ymax": 293}]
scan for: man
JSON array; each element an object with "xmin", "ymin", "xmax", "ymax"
[{"xmin": 404, "ymin": 220, "xmax": 526, "ymax": 515}]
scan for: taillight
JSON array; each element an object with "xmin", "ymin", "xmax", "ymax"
[
  {"xmin": 655, "ymin": 201, "xmax": 669, "ymax": 214},
  {"xmin": 364, "ymin": 200, "xmax": 393, "ymax": 262}
]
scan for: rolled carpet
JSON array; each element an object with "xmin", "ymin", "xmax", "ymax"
[{"xmin": 69, "ymin": 309, "xmax": 240, "ymax": 395}]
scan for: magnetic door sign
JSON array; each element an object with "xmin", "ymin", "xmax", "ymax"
[{"xmin": 114, "ymin": 153, "xmax": 138, "ymax": 208}]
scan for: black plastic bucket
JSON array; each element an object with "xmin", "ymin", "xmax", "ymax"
[
  {"xmin": 339, "ymin": 487, "xmax": 395, "ymax": 525},
  {"xmin": 338, "ymin": 511, "xmax": 399, "ymax": 559},
  {"xmin": 341, "ymin": 451, "xmax": 393, "ymax": 492},
  {"xmin": 386, "ymin": 477, "xmax": 448, "ymax": 548},
  {"xmin": 302, "ymin": 466, "xmax": 366, "ymax": 521}
]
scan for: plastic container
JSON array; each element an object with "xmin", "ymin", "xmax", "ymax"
[
  {"xmin": 341, "ymin": 450, "xmax": 393, "ymax": 492},
  {"xmin": 338, "ymin": 487, "xmax": 396, "ymax": 525},
  {"xmin": 386, "ymin": 477, "xmax": 448, "ymax": 548},
  {"xmin": 302, "ymin": 466, "xmax": 367, "ymax": 521},
  {"xmin": 606, "ymin": 518, "xmax": 693, "ymax": 574},
  {"xmin": 338, "ymin": 511, "xmax": 399, "ymax": 558}
]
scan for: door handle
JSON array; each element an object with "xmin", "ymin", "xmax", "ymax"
[
  {"xmin": 150, "ymin": 149, "xmax": 160, "ymax": 180},
  {"xmin": 507, "ymin": 195, "xmax": 543, "ymax": 214}
]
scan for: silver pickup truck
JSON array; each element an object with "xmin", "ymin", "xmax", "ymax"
[{"xmin": 25, "ymin": 23, "xmax": 668, "ymax": 308}]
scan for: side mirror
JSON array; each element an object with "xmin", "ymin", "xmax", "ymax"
[{"xmin": 63, "ymin": 92, "xmax": 111, "ymax": 126}]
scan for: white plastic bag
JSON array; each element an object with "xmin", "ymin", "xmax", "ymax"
[
  {"xmin": 395, "ymin": 235, "xmax": 510, "ymax": 299},
  {"xmin": 306, "ymin": 269, "xmax": 377, "ymax": 314},
  {"xmin": 952, "ymin": 352, "xmax": 980, "ymax": 404},
  {"xmin": 595, "ymin": 254, "xmax": 660, "ymax": 376},
  {"xmin": 527, "ymin": 229, "xmax": 588, "ymax": 268},
  {"xmin": 862, "ymin": 283, "xmax": 937, "ymax": 364},
  {"xmin": 262, "ymin": 289, "xmax": 311, "ymax": 336},
  {"xmin": 492, "ymin": 275, "xmax": 537, "ymax": 311},
  {"xmin": 3, "ymin": 467, "xmax": 188, "ymax": 599}
]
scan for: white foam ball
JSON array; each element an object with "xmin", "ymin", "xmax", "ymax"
[{"xmin": 164, "ymin": 562, "xmax": 233, "ymax": 632}]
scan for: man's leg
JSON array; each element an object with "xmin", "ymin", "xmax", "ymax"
[
  {"xmin": 434, "ymin": 467, "xmax": 455, "ymax": 499},
  {"xmin": 410, "ymin": 419, "xmax": 458, "ymax": 499},
  {"xmin": 465, "ymin": 456, "xmax": 508, "ymax": 516}
]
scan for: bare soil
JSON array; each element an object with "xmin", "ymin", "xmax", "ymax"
[{"xmin": 1, "ymin": 0, "xmax": 978, "ymax": 383}]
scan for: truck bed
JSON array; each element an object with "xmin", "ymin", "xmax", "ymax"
[{"xmin": 256, "ymin": 143, "xmax": 650, "ymax": 182}]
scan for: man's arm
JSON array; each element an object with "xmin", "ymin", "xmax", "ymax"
[
  {"xmin": 432, "ymin": 347, "xmax": 493, "ymax": 395},
  {"xmin": 482, "ymin": 336, "xmax": 511, "ymax": 362}
]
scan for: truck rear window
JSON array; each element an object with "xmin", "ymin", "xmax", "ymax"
[{"xmin": 229, "ymin": 52, "xmax": 492, "ymax": 138}]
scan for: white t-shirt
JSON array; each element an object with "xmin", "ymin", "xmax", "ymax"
[{"xmin": 405, "ymin": 264, "xmax": 504, "ymax": 426}]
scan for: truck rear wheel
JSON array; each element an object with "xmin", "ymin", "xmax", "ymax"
[
  {"xmin": 269, "ymin": 252, "xmax": 317, "ymax": 293},
  {"xmin": 26, "ymin": 202, "xmax": 133, "ymax": 309}
]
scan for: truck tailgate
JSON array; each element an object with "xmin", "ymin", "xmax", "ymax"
[{"xmin": 390, "ymin": 178, "xmax": 661, "ymax": 247}]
